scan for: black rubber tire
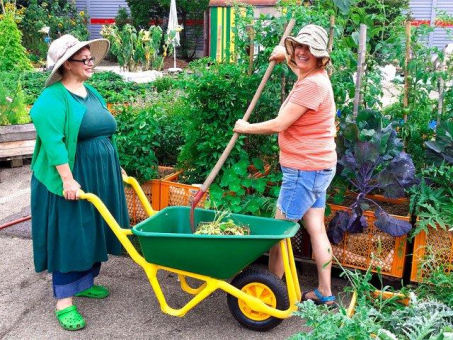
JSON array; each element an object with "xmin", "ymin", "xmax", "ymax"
[{"xmin": 227, "ymin": 265, "xmax": 289, "ymax": 331}]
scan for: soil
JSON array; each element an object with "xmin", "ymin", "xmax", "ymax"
[
  {"xmin": 162, "ymin": 56, "xmax": 189, "ymax": 70},
  {"xmin": 157, "ymin": 167, "xmax": 177, "ymax": 179},
  {"xmin": 328, "ymin": 194, "xmax": 410, "ymax": 217}
]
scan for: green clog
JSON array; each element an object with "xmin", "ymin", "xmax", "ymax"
[
  {"xmin": 74, "ymin": 285, "xmax": 109, "ymax": 299},
  {"xmin": 55, "ymin": 305, "xmax": 86, "ymax": 331}
]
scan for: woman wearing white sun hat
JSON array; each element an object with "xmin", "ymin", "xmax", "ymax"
[
  {"xmin": 234, "ymin": 24, "xmax": 337, "ymax": 306},
  {"xmin": 30, "ymin": 34, "xmax": 129, "ymax": 330}
]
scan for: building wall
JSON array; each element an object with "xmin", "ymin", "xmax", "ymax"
[
  {"xmin": 409, "ymin": 0, "xmax": 453, "ymax": 49},
  {"xmin": 76, "ymin": 0, "xmax": 129, "ymax": 39}
]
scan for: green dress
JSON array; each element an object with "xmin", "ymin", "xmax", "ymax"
[{"xmin": 31, "ymin": 87, "xmax": 129, "ymax": 273}]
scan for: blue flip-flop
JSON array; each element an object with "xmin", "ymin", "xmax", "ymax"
[{"xmin": 302, "ymin": 288, "xmax": 336, "ymax": 306}]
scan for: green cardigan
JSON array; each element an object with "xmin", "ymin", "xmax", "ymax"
[{"xmin": 30, "ymin": 82, "xmax": 108, "ymax": 196}]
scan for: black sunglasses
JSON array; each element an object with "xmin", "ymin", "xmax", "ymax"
[{"xmin": 68, "ymin": 56, "xmax": 96, "ymax": 65}]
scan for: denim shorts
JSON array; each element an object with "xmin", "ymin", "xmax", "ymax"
[{"xmin": 277, "ymin": 165, "xmax": 336, "ymax": 221}]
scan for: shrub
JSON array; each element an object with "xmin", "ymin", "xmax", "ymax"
[
  {"xmin": 0, "ymin": 1, "xmax": 33, "ymax": 72},
  {"xmin": 19, "ymin": 0, "xmax": 89, "ymax": 61},
  {"xmin": 1, "ymin": 70, "xmax": 48, "ymax": 105},
  {"xmin": 115, "ymin": 89, "xmax": 186, "ymax": 182},
  {"xmin": 176, "ymin": 60, "xmax": 280, "ymax": 184},
  {"xmin": 114, "ymin": 6, "xmax": 130, "ymax": 30},
  {"xmin": 87, "ymin": 71, "xmax": 150, "ymax": 103},
  {"xmin": 0, "ymin": 76, "xmax": 29, "ymax": 125}
]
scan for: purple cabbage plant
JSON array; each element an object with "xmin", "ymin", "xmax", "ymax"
[{"xmin": 327, "ymin": 110, "xmax": 418, "ymax": 244}]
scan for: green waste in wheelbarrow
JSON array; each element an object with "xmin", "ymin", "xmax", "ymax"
[{"xmin": 132, "ymin": 207, "xmax": 300, "ymax": 280}]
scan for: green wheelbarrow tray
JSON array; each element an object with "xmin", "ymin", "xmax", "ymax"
[{"xmin": 132, "ymin": 206, "xmax": 300, "ymax": 280}]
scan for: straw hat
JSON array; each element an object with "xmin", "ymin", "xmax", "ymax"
[
  {"xmin": 284, "ymin": 24, "xmax": 330, "ymax": 68},
  {"xmin": 45, "ymin": 34, "xmax": 110, "ymax": 87}
]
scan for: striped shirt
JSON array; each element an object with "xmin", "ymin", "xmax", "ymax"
[{"xmin": 278, "ymin": 69, "xmax": 337, "ymax": 171}]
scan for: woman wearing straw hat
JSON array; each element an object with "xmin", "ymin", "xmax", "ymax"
[
  {"xmin": 234, "ymin": 24, "xmax": 337, "ymax": 306},
  {"xmin": 30, "ymin": 34, "xmax": 129, "ymax": 330}
]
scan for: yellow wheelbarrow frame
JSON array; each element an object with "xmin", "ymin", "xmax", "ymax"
[{"xmin": 79, "ymin": 175, "xmax": 301, "ymax": 322}]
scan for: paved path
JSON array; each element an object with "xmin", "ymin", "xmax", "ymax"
[{"xmin": 0, "ymin": 164, "xmax": 350, "ymax": 340}]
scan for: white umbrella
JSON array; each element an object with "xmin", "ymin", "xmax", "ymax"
[{"xmin": 167, "ymin": 0, "xmax": 182, "ymax": 72}]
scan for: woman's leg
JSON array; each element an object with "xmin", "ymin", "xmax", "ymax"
[
  {"xmin": 53, "ymin": 263, "xmax": 100, "ymax": 307},
  {"xmin": 269, "ymin": 208, "xmax": 287, "ymax": 278},
  {"xmin": 56, "ymin": 297, "xmax": 73, "ymax": 311},
  {"xmin": 303, "ymin": 207, "xmax": 333, "ymax": 298}
]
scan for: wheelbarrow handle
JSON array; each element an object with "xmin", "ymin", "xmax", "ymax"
[
  {"xmin": 190, "ymin": 18, "xmax": 296, "ymax": 231},
  {"xmin": 77, "ymin": 190, "xmax": 133, "ymax": 236}
]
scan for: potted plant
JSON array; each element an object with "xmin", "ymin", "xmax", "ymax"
[{"xmin": 326, "ymin": 110, "xmax": 418, "ymax": 278}]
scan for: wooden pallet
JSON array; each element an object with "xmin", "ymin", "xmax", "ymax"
[{"xmin": 0, "ymin": 123, "xmax": 36, "ymax": 166}]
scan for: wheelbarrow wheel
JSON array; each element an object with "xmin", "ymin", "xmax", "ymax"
[{"xmin": 227, "ymin": 265, "xmax": 289, "ymax": 331}]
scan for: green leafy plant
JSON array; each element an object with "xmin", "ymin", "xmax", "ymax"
[
  {"xmin": 0, "ymin": 75, "xmax": 29, "ymax": 125},
  {"xmin": 115, "ymin": 89, "xmax": 186, "ymax": 181},
  {"xmin": 126, "ymin": 0, "xmax": 208, "ymax": 60},
  {"xmin": 100, "ymin": 23, "xmax": 164, "ymax": 71},
  {"xmin": 425, "ymin": 121, "xmax": 453, "ymax": 166},
  {"xmin": 19, "ymin": 0, "xmax": 89, "ymax": 61},
  {"xmin": 417, "ymin": 266, "xmax": 453, "ymax": 309},
  {"xmin": 87, "ymin": 71, "xmax": 150, "ymax": 104},
  {"xmin": 207, "ymin": 157, "xmax": 281, "ymax": 216},
  {"xmin": 0, "ymin": 70, "xmax": 47, "ymax": 105},
  {"xmin": 114, "ymin": 6, "xmax": 130, "ymax": 30},
  {"xmin": 290, "ymin": 264, "xmax": 406, "ymax": 339},
  {"xmin": 115, "ymin": 104, "xmax": 160, "ymax": 182},
  {"xmin": 328, "ymin": 110, "xmax": 417, "ymax": 243},
  {"xmin": 289, "ymin": 301, "xmax": 383, "ymax": 340},
  {"xmin": 176, "ymin": 60, "xmax": 277, "ymax": 183},
  {"xmin": 291, "ymin": 257, "xmax": 453, "ymax": 340},
  {"xmin": 409, "ymin": 163, "xmax": 453, "ymax": 236},
  {"xmin": 386, "ymin": 301, "xmax": 453, "ymax": 338},
  {"xmin": 0, "ymin": 0, "xmax": 33, "ymax": 71}
]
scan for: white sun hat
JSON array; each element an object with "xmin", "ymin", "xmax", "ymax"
[
  {"xmin": 45, "ymin": 34, "xmax": 110, "ymax": 87},
  {"xmin": 284, "ymin": 24, "xmax": 330, "ymax": 68}
]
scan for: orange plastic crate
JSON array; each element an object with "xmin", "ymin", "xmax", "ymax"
[
  {"xmin": 325, "ymin": 196, "xmax": 410, "ymax": 278},
  {"xmin": 410, "ymin": 226, "xmax": 453, "ymax": 282},
  {"xmin": 159, "ymin": 172, "xmax": 207, "ymax": 209},
  {"xmin": 158, "ymin": 166, "xmax": 271, "ymax": 209},
  {"xmin": 124, "ymin": 166, "xmax": 178, "ymax": 226}
]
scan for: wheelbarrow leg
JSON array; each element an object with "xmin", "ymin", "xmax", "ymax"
[
  {"xmin": 141, "ymin": 263, "xmax": 219, "ymax": 317},
  {"xmin": 281, "ymin": 239, "xmax": 301, "ymax": 303},
  {"xmin": 178, "ymin": 275, "xmax": 207, "ymax": 295}
]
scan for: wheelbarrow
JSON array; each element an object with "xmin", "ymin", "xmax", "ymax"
[{"xmin": 78, "ymin": 175, "xmax": 302, "ymax": 331}]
